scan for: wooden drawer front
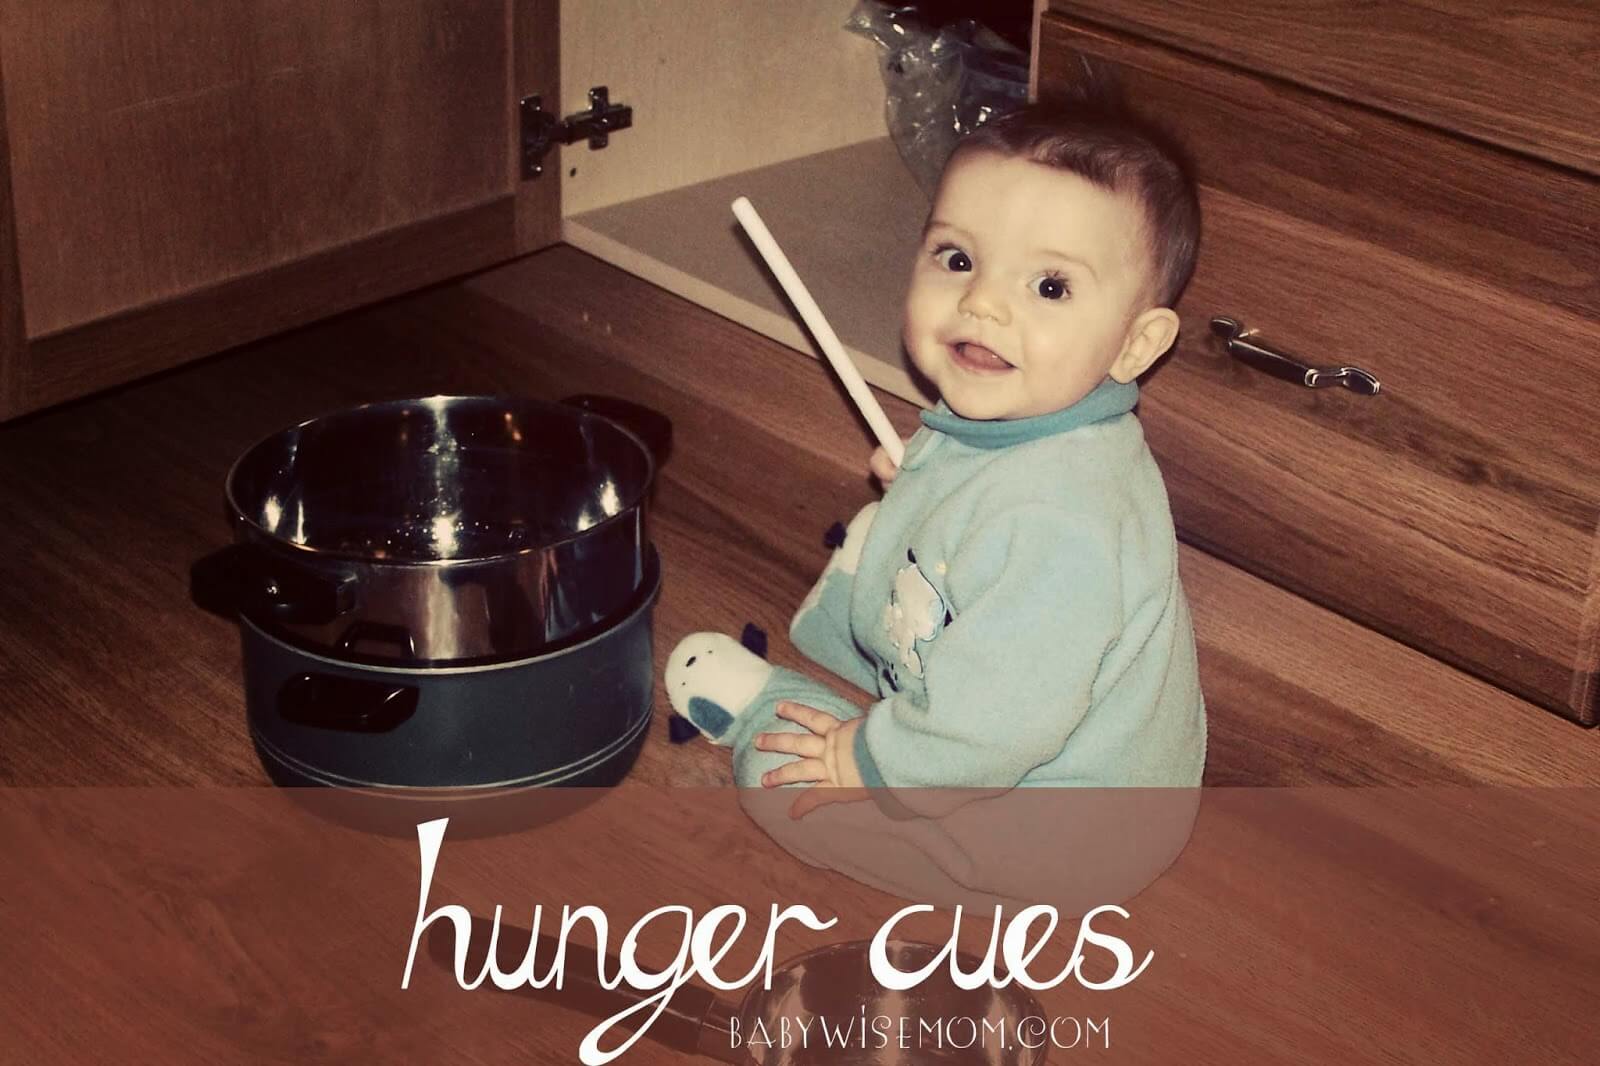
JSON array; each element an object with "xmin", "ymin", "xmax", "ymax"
[
  {"xmin": 1049, "ymin": 0, "xmax": 1600, "ymax": 179},
  {"xmin": 1039, "ymin": 15, "xmax": 1600, "ymax": 724}
]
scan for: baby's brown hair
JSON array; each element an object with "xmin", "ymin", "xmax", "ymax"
[{"xmin": 951, "ymin": 85, "xmax": 1201, "ymax": 308}]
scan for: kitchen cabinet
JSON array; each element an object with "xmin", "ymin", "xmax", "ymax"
[
  {"xmin": 1029, "ymin": 1, "xmax": 1600, "ymax": 725},
  {"xmin": 0, "ymin": 0, "xmax": 559, "ymax": 419},
  {"xmin": 0, "ymin": 0, "xmax": 889, "ymax": 421}
]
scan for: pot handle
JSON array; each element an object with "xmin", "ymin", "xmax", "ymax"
[
  {"xmin": 336, "ymin": 621, "xmax": 417, "ymax": 659},
  {"xmin": 190, "ymin": 543, "xmax": 357, "ymax": 625},
  {"xmin": 278, "ymin": 673, "xmax": 418, "ymax": 733},
  {"xmin": 427, "ymin": 917, "xmax": 728, "ymax": 1059},
  {"xmin": 561, "ymin": 394, "xmax": 674, "ymax": 467}
]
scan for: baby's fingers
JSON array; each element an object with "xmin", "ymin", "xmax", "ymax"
[
  {"xmin": 761, "ymin": 759, "xmax": 827, "ymax": 788},
  {"xmin": 754, "ymin": 731, "xmax": 824, "ymax": 757},
  {"xmin": 775, "ymin": 700, "xmax": 840, "ymax": 734}
]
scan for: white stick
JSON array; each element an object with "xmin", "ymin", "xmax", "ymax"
[{"xmin": 731, "ymin": 196, "xmax": 905, "ymax": 467}]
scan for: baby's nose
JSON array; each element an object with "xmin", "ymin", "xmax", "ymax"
[{"xmin": 957, "ymin": 277, "xmax": 1010, "ymax": 325}]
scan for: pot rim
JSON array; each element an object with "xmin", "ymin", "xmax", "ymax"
[{"xmin": 224, "ymin": 394, "xmax": 656, "ymax": 569}]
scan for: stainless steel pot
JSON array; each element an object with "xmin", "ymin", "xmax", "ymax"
[{"xmin": 220, "ymin": 394, "xmax": 670, "ymax": 664}]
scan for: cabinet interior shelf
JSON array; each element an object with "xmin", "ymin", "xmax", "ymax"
[{"xmin": 562, "ymin": 138, "xmax": 937, "ymax": 410}]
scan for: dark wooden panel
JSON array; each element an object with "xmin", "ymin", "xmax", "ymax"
[
  {"xmin": 1038, "ymin": 16, "xmax": 1600, "ymax": 723},
  {"xmin": 0, "ymin": 0, "xmax": 512, "ymax": 336},
  {"xmin": 1049, "ymin": 0, "xmax": 1600, "ymax": 177},
  {"xmin": 11, "ymin": 198, "xmax": 517, "ymax": 417}
]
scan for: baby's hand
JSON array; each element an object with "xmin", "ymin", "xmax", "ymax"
[
  {"xmin": 755, "ymin": 701, "xmax": 868, "ymax": 819},
  {"xmin": 869, "ymin": 445, "xmax": 902, "ymax": 487}
]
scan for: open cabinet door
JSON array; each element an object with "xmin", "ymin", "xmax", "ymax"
[{"xmin": 0, "ymin": 0, "xmax": 559, "ymax": 419}]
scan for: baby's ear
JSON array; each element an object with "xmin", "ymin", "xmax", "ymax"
[{"xmin": 1109, "ymin": 307, "xmax": 1181, "ymax": 383}]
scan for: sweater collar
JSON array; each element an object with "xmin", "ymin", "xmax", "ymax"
[{"xmin": 919, "ymin": 378, "xmax": 1139, "ymax": 449}]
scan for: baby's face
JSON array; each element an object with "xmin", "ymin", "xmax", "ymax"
[{"xmin": 903, "ymin": 150, "xmax": 1158, "ymax": 421}]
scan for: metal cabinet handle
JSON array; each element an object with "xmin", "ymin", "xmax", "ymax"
[{"xmin": 1210, "ymin": 316, "xmax": 1381, "ymax": 396}]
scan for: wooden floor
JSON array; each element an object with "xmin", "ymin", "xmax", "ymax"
[
  {"xmin": 1, "ymin": 247, "xmax": 1597, "ymax": 1065},
  {"xmin": 1, "ymin": 245, "xmax": 1594, "ymax": 788}
]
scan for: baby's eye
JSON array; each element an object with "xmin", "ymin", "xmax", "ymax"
[
  {"xmin": 933, "ymin": 246, "xmax": 972, "ymax": 272},
  {"xmin": 1030, "ymin": 273, "xmax": 1070, "ymax": 301}
]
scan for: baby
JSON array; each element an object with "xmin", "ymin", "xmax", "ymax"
[{"xmin": 666, "ymin": 98, "xmax": 1206, "ymax": 895}]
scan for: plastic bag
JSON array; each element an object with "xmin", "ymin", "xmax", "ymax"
[{"xmin": 845, "ymin": 1, "xmax": 1029, "ymax": 195}]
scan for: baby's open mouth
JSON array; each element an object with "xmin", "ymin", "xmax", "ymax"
[{"xmin": 951, "ymin": 341, "xmax": 1016, "ymax": 373}]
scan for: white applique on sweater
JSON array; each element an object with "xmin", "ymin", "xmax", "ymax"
[{"xmin": 882, "ymin": 554, "xmax": 946, "ymax": 679}]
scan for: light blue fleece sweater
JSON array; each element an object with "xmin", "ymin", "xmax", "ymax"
[{"xmin": 793, "ymin": 378, "xmax": 1205, "ymax": 800}]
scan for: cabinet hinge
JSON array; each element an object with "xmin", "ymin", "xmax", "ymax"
[{"xmin": 520, "ymin": 86, "xmax": 633, "ymax": 179}]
